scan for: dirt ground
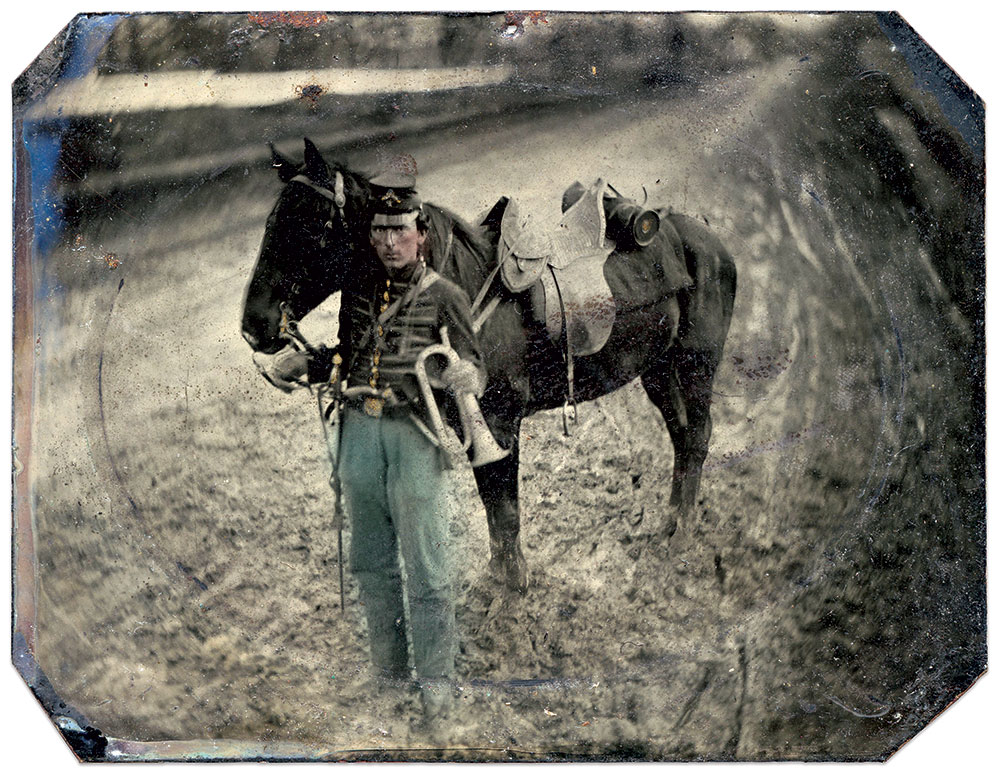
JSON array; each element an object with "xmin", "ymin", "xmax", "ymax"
[{"xmin": 26, "ymin": 43, "xmax": 984, "ymax": 760}]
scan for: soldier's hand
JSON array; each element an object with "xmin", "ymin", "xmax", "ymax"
[
  {"xmin": 252, "ymin": 344, "xmax": 310, "ymax": 393},
  {"xmin": 442, "ymin": 358, "xmax": 485, "ymax": 396},
  {"xmin": 307, "ymin": 345, "xmax": 338, "ymax": 384}
]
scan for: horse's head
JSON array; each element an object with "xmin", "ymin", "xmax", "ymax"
[{"xmin": 241, "ymin": 138, "xmax": 373, "ymax": 353}]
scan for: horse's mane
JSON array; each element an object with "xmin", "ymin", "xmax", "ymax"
[
  {"xmin": 421, "ymin": 203, "xmax": 495, "ymax": 299},
  {"xmin": 329, "ymin": 159, "xmax": 496, "ymax": 298}
]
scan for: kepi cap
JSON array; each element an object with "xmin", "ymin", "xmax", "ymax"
[{"xmin": 370, "ymin": 170, "xmax": 422, "ymax": 227}]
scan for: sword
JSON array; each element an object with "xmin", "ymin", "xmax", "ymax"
[
  {"xmin": 317, "ymin": 368, "xmax": 346, "ymax": 614},
  {"xmin": 321, "ymin": 386, "xmax": 399, "ymax": 610},
  {"xmin": 277, "ymin": 303, "xmax": 348, "ymax": 614}
]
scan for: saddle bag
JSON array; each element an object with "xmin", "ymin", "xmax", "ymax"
[{"xmin": 498, "ymin": 198, "xmax": 551, "ymax": 293}]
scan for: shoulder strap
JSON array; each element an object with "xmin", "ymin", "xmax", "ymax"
[
  {"xmin": 379, "ymin": 266, "xmax": 439, "ymax": 327},
  {"xmin": 350, "ymin": 267, "xmax": 442, "ymax": 363}
]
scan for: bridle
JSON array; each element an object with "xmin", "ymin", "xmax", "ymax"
[
  {"xmin": 289, "ymin": 170, "xmax": 348, "ymax": 246},
  {"xmin": 273, "ymin": 169, "xmax": 353, "ymax": 319}
]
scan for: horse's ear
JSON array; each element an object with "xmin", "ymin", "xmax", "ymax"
[
  {"xmin": 303, "ymin": 137, "xmax": 329, "ymax": 184},
  {"xmin": 269, "ymin": 143, "xmax": 297, "ymax": 183},
  {"xmin": 480, "ymin": 196, "xmax": 511, "ymax": 230}
]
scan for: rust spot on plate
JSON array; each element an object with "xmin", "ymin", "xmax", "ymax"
[
  {"xmin": 247, "ymin": 12, "xmax": 328, "ymax": 29},
  {"xmin": 295, "ymin": 84, "xmax": 324, "ymax": 109},
  {"xmin": 502, "ymin": 11, "xmax": 549, "ymax": 39},
  {"xmin": 730, "ymin": 348, "xmax": 792, "ymax": 383}
]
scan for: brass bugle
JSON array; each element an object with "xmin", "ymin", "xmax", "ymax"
[
  {"xmin": 455, "ymin": 391, "xmax": 510, "ymax": 467},
  {"xmin": 414, "ymin": 327, "xmax": 509, "ymax": 467}
]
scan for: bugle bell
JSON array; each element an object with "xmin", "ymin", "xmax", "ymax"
[{"xmin": 414, "ymin": 327, "xmax": 509, "ymax": 467}]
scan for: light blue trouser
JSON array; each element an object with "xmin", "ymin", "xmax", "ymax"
[{"xmin": 338, "ymin": 407, "xmax": 456, "ymax": 681}]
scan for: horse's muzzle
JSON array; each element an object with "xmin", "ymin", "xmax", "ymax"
[{"xmin": 242, "ymin": 328, "xmax": 260, "ymax": 351}]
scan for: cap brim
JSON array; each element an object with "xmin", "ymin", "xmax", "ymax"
[{"xmin": 371, "ymin": 211, "xmax": 420, "ymax": 227}]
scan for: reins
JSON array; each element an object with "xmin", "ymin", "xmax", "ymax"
[{"xmin": 470, "ymin": 262, "xmax": 502, "ymax": 334}]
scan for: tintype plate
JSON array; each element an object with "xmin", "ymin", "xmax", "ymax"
[{"xmin": 11, "ymin": 11, "xmax": 986, "ymax": 763}]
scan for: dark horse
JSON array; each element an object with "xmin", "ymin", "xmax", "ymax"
[{"xmin": 241, "ymin": 139, "xmax": 737, "ymax": 593}]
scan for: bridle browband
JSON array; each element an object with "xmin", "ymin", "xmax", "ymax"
[{"xmin": 290, "ymin": 171, "xmax": 348, "ymax": 243}]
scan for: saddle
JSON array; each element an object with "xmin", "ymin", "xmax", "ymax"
[{"xmin": 498, "ymin": 180, "xmax": 617, "ymax": 357}]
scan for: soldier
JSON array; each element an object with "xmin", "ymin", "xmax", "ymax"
[{"xmin": 273, "ymin": 170, "xmax": 486, "ymax": 724}]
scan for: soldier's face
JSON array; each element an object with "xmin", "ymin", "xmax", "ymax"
[{"xmin": 370, "ymin": 223, "xmax": 426, "ymax": 277}]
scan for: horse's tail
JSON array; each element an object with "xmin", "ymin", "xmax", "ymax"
[{"xmin": 663, "ymin": 213, "xmax": 737, "ymax": 362}]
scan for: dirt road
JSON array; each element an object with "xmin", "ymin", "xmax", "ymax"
[{"xmin": 28, "ymin": 48, "xmax": 983, "ymax": 759}]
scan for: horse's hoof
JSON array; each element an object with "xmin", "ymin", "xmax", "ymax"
[
  {"xmin": 662, "ymin": 515, "xmax": 679, "ymax": 539},
  {"xmin": 488, "ymin": 554, "xmax": 529, "ymax": 596},
  {"xmin": 506, "ymin": 564, "xmax": 529, "ymax": 595},
  {"xmin": 509, "ymin": 547, "xmax": 530, "ymax": 594},
  {"xmin": 665, "ymin": 502, "xmax": 698, "ymax": 543}
]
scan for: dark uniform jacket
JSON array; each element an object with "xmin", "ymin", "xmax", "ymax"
[{"xmin": 336, "ymin": 261, "xmax": 484, "ymax": 431}]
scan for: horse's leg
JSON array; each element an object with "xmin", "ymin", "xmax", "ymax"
[
  {"xmin": 668, "ymin": 347, "xmax": 719, "ymax": 509},
  {"xmin": 473, "ymin": 419, "xmax": 528, "ymax": 594},
  {"xmin": 641, "ymin": 346, "xmax": 718, "ymax": 534}
]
